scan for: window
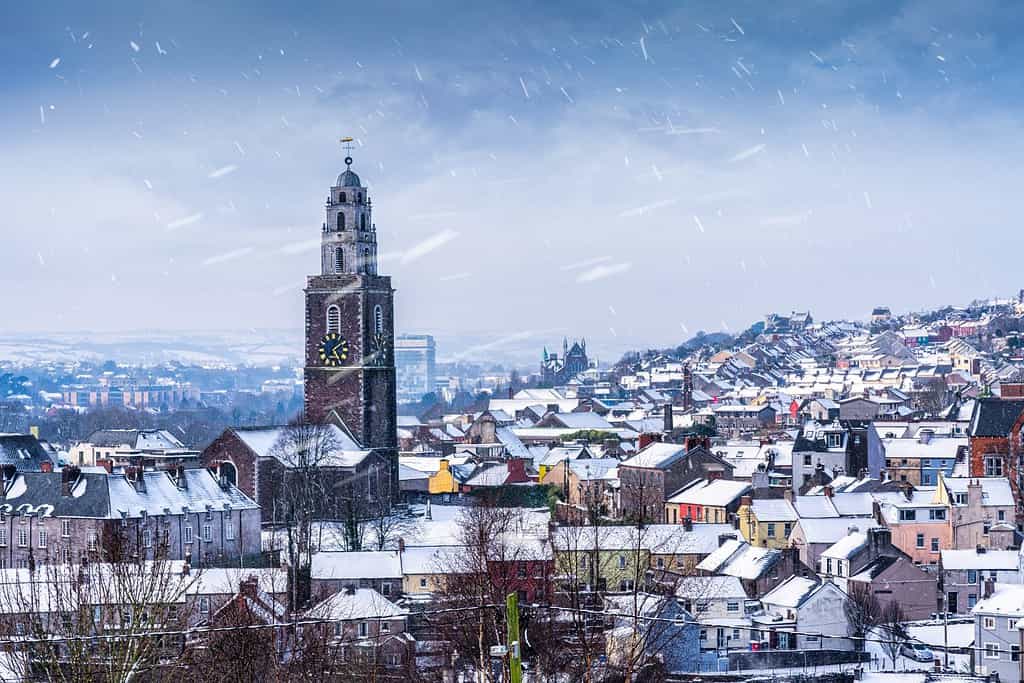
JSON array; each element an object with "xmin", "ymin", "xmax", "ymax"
[
  {"xmin": 381, "ymin": 583, "xmax": 391, "ymax": 596},
  {"xmin": 225, "ymin": 522, "xmax": 235, "ymax": 541},
  {"xmin": 184, "ymin": 525, "xmax": 193, "ymax": 544},
  {"xmin": 37, "ymin": 530, "xmax": 46, "ymax": 548},
  {"xmin": 199, "ymin": 597, "xmax": 210, "ymax": 614},
  {"xmin": 783, "ymin": 523, "xmax": 791, "ymax": 537},
  {"xmin": 61, "ymin": 520, "xmax": 71, "ymax": 538},
  {"xmin": 358, "ymin": 622, "xmax": 368, "ymax": 638},
  {"xmin": 1013, "ymin": 645, "xmax": 1020, "ymax": 662},
  {"xmin": 373, "ymin": 305, "xmax": 384, "ymax": 335},
  {"xmin": 619, "ymin": 579, "xmax": 635, "ymax": 591},
  {"xmin": 767, "ymin": 523, "xmax": 776, "ymax": 538},
  {"xmin": 999, "ymin": 510, "xmax": 1006, "ymax": 521},
  {"xmin": 362, "ymin": 247, "xmax": 370, "ymax": 272},
  {"xmin": 336, "ymin": 212, "xmax": 345, "ymax": 230},
  {"xmin": 929, "ymin": 509, "xmax": 946, "ymax": 521},
  {"xmin": 804, "ymin": 454, "xmax": 812, "ymax": 466},
  {"xmin": 143, "ymin": 529, "xmax": 152, "ymax": 548},
  {"xmin": 517, "ymin": 564, "xmax": 527, "ymax": 578},
  {"xmin": 122, "ymin": 607, "xmax": 132, "ymax": 627},
  {"xmin": 88, "ymin": 534, "xmax": 97, "ymax": 552},
  {"xmin": 618, "ymin": 555, "xmax": 626, "ymax": 569},
  {"xmin": 419, "ymin": 578, "xmax": 427, "ymax": 588},
  {"xmin": 0, "ymin": 529, "xmax": 7, "ymax": 547},
  {"xmin": 899, "ymin": 509, "xmax": 916, "ymax": 521},
  {"xmin": 969, "ymin": 594, "xmax": 977, "ymax": 608},
  {"xmin": 930, "ymin": 538, "xmax": 939, "ymax": 552},
  {"xmin": 984, "ymin": 617, "xmax": 996, "ymax": 630},
  {"xmin": 983, "ymin": 522, "xmax": 991, "ymax": 535},
  {"xmin": 985, "ymin": 457, "xmax": 1004, "ymax": 477},
  {"xmin": 339, "ymin": 192, "xmax": 346, "ymax": 203},
  {"xmin": 656, "ymin": 556, "xmax": 665, "ymax": 569},
  {"xmin": 985, "ymin": 642, "xmax": 999, "ymax": 659},
  {"xmin": 916, "ymin": 533, "xmax": 925, "ymax": 548},
  {"xmin": 326, "ymin": 305, "xmax": 341, "ymax": 335},
  {"xmin": 968, "ymin": 570, "xmax": 978, "ymax": 584},
  {"xmin": 727, "ymin": 601, "xmax": 740, "ymax": 613},
  {"xmin": 360, "ymin": 213, "xmax": 367, "ymax": 230},
  {"xmin": 922, "ymin": 459, "xmax": 931, "ymax": 468},
  {"xmin": 202, "ymin": 524, "xmax": 212, "ymax": 543},
  {"xmin": 17, "ymin": 529, "xmax": 27, "ymax": 547},
  {"xmin": 1009, "ymin": 619, "xmax": 1018, "ymax": 631},
  {"xmin": 334, "ymin": 247, "xmax": 344, "ymax": 273}
]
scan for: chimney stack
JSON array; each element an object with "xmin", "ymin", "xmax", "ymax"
[
  {"xmin": 683, "ymin": 516, "xmax": 693, "ymax": 532},
  {"xmin": 663, "ymin": 404, "xmax": 674, "ymax": 433},
  {"xmin": 61, "ymin": 466, "xmax": 80, "ymax": 497},
  {"xmin": 984, "ymin": 576, "xmax": 996, "ymax": 599}
]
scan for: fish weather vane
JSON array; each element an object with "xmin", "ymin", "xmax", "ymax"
[{"xmin": 340, "ymin": 136, "xmax": 355, "ymax": 166}]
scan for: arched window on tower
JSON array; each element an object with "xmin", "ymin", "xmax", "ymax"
[
  {"xmin": 334, "ymin": 247, "xmax": 344, "ymax": 274},
  {"xmin": 360, "ymin": 214, "xmax": 367, "ymax": 230},
  {"xmin": 339, "ymin": 192, "xmax": 346, "ymax": 203},
  {"xmin": 337, "ymin": 212, "xmax": 345, "ymax": 230},
  {"xmin": 326, "ymin": 305, "xmax": 341, "ymax": 335},
  {"xmin": 358, "ymin": 193, "xmax": 363, "ymax": 203},
  {"xmin": 363, "ymin": 247, "xmax": 371, "ymax": 273},
  {"xmin": 374, "ymin": 305, "xmax": 384, "ymax": 335}
]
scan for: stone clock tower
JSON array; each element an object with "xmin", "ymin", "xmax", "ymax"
[{"xmin": 303, "ymin": 152, "xmax": 397, "ymax": 456}]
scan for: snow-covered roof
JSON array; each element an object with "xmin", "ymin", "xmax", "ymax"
[
  {"xmin": 308, "ymin": 587, "xmax": 407, "ymax": 621},
  {"xmin": 940, "ymin": 549, "xmax": 1019, "ymax": 571},
  {"xmin": 675, "ymin": 575, "xmax": 747, "ymax": 601},
  {"xmin": 749, "ymin": 499, "xmax": 798, "ymax": 522},
  {"xmin": 666, "ymin": 479, "xmax": 751, "ymax": 507},
  {"xmin": 820, "ymin": 531, "xmax": 869, "ymax": 560},
  {"xmin": 233, "ymin": 425, "xmax": 369, "ymax": 467},
  {"xmin": 796, "ymin": 517, "xmax": 879, "ymax": 544},
  {"xmin": 761, "ymin": 576, "xmax": 823, "ymax": 609},
  {"xmin": 620, "ymin": 442, "xmax": 687, "ymax": 469},
  {"xmin": 311, "ymin": 551, "xmax": 402, "ymax": 580},
  {"xmin": 943, "ymin": 477, "xmax": 1015, "ymax": 507},
  {"xmin": 696, "ymin": 538, "xmax": 780, "ymax": 580},
  {"xmin": 972, "ymin": 584, "xmax": 1024, "ymax": 617}
]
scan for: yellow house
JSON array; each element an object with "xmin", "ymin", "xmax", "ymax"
[
  {"xmin": 399, "ymin": 455, "xmax": 470, "ymax": 495},
  {"xmin": 401, "ymin": 545, "xmax": 466, "ymax": 595},
  {"xmin": 736, "ymin": 497, "xmax": 797, "ymax": 549}
]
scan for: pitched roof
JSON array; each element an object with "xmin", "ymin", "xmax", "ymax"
[
  {"xmin": 666, "ymin": 479, "xmax": 751, "ymax": 507},
  {"xmin": 0, "ymin": 435, "xmax": 59, "ymax": 473},
  {"xmin": 311, "ymin": 551, "xmax": 402, "ymax": 580},
  {"xmin": 620, "ymin": 442, "xmax": 687, "ymax": 469},
  {"xmin": 761, "ymin": 576, "xmax": 824, "ymax": 609},
  {"xmin": 232, "ymin": 425, "xmax": 369, "ymax": 468},
  {"xmin": 969, "ymin": 398, "xmax": 1024, "ymax": 437},
  {"xmin": 308, "ymin": 587, "xmax": 407, "ymax": 621}
]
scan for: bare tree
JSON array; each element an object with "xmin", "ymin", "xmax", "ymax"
[
  {"xmin": 844, "ymin": 582, "xmax": 882, "ymax": 651},
  {"xmin": 0, "ymin": 538, "xmax": 198, "ymax": 682},
  {"xmin": 878, "ymin": 600, "xmax": 907, "ymax": 668},
  {"xmin": 269, "ymin": 419, "xmax": 342, "ymax": 609}
]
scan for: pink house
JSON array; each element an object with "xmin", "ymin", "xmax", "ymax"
[{"xmin": 874, "ymin": 489, "xmax": 952, "ymax": 566}]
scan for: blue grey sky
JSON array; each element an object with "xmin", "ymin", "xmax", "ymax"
[{"xmin": 4, "ymin": 1, "xmax": 1024, "ymax": 359}]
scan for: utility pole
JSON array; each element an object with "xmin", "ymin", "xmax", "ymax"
[{"xmin": 507, "ymin": 592, "xmax": 523, "ymax": 683}]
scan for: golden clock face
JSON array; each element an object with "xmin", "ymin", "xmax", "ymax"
[{"xmin": 318, "ymin": 333, "xmax": 349, "ymax": 367}]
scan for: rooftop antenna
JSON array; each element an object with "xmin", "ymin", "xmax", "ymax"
[{"xmin": 339, "ymin": 136, "xmax": 355, "ymax": 167}]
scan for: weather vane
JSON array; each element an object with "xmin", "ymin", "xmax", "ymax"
[{"xmin": 340, "ymin": 136, "xmax": 355, "ymax": 167}]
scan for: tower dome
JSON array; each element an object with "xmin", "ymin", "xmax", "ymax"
[{"xmin": 337, "ymin": 168, "xmax": 361, "ymax": 187}]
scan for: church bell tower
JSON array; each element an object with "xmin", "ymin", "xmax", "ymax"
[{"xmin": 303, "ymin": 146, "xmax": 397, "ymax": 458}]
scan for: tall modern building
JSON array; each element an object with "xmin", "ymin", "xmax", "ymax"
[{"xmin": 395, "ymin": 334, "xmax": 436, "ymax": 402}]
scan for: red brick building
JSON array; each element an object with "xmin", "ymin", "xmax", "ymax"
[{"xmin": 968, "ymin": 397, "xmax": 1024, "ymax": 524}]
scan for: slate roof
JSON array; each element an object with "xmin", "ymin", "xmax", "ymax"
[
  {"xmin": 968, "ymin": 398, "xmax": 1024, "ymax": 437},
  {"xmin": 85, "ymin": 429, "xmax": 184, "ymax": 450},
  {"xmin": 0, "ymin": 435, "xmax": 59, "ymax": 472}
]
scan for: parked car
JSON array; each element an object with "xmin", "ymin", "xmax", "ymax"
[{"xmin": 900, "ymin": 642, "xmax": 935, "ymax": 663}]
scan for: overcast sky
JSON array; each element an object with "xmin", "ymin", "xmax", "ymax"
[{"xmin": 4, "ymin": 1, "xmax": 1024, "ymax": 360}]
